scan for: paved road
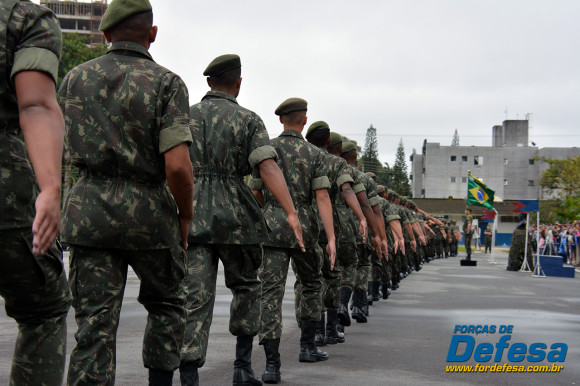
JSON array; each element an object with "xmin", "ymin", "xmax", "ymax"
[{"xmin": 1, "ymin": 251, "xmax": 579, "ymax": 385}]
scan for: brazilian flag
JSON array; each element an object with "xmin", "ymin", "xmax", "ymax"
[{"xmin": 466, "ymin": 172, "xmax": 495, "ymax": 210}]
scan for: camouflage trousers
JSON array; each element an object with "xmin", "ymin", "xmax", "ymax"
[
  {"xmin": 337, "ymin": 240, "xmax": 358, "ymax": 289},
  {"xmin": 259, "ymin": 245, "xmax": 323, "ymax": 343},
  {"xmin": 354, "ymin": 244, "xmax": 371, "ymax": 292},
  {"xmin": 0, "ymin": 229, "xmax": 71, "ymax": 386},
  {"xmin": 181, "ymin": 244, "xmax": 262, "ymax": 368},
  {"xmin": 371, "ymin": 249, "xmax": 392, "ymax": 282},
  {"xmin": 464, "ymin": 233, "xmax": 473, "ymax": 256},
  {"xmin": 67, "ymin": 245, "xmax": 186, "ymax": 385},
  {"xmin": 485, "ymin": 236, "xmax": 492, "ymax": 253}
]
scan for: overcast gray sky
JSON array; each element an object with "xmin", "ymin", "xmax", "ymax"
[{"xmin": 69, "ymin": 0, "xmax": 580, "ymax": 167}]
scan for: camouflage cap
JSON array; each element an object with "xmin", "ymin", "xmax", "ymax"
[
  {"xmin": 341, "ymin": 141, "xmax": 357, "ymax": 155},
  {"xmin": 377, "ymin": 184, "xmax": 386, "ymax": 194},
  {"xmin": 275, "ymin": 97, "xmax": 308, "ymax": 116},
  {"xmin": 306, "ymin": 120, "xmax": 330, "ymax": 139},
  {"xmin": 99, "ymin": 0, "xmax": 152, "ymax": 32},
  {"xmin": 329, "ymin": 132, "xmax": 343, "ymax": 147},
  {"xmin": 203, "ymin": 54, "xmax": 241, "ymax": 77}
]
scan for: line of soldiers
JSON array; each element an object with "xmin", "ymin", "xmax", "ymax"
[{"xmin": 1, "ymin": 0, "xmax": 462, "ymax": 385}]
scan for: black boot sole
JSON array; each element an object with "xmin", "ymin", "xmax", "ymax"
[{"xmin": 262, "ymin": 371, "xmax": 281, "ymax": 384}]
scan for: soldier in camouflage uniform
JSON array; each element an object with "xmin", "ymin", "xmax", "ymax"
[
  {"xmin": 463, "ymin": 208, "xmax": 473, "ymax": 260},
  {"xmin": 340, "ymin": 143, "xmax": 387, "ymax": 323},
  {"xmin": 250, "ymin": 98, "xmax": 336, "ymax": 378},
  {"xmin": 484, "ymin": 223, "xmax": 493, "ymax": 254},
  {"xmin": 0, "ymin": 1, "xmax": 71, "ymax": 384},
  {"xmin": 59, "ymin": 2, "xmax": 195, "ymax": 384},
  {"xmin": 303, "ymin": 123, "xmax": 368, "ymax": 347},
  {"xmin": 182, "ymin": 56, "xmax": 303, "ymax": 386}
]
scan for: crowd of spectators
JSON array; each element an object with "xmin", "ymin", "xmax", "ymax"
[{"xmin": 534, "ymin": 221, "xmax": 580, "ymax": 266}]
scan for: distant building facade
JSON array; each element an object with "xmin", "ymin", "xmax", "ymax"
[
  {"xmin": 410, "ymin": 120, "xmax": 580, "ymax": 200},
  {"xmin": 40, "ymin": 0, "xmax": 108, "ymax": 46}
]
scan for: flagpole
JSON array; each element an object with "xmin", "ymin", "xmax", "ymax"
[
  {"xmin": 532, "ymin": 206, "xmax": 546, "ymax": 278},
  {"xmin": 520, "ymin": 212, "xmax": 532, "ymax": 272},
  {"xmin": 488, "ymin": 209, "xmax": 498, "ymax": 264}
]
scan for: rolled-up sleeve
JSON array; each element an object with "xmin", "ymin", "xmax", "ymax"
[
  {"xmin": 312, "ymin": 176, "xmax": 331, "ymax": 191},
  {"xmin": 249, "ymin": 145, "xmax": 278, "ymax": 168}
]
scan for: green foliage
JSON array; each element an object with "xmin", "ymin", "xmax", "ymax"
[
  {"xmin": 539, "ymin": 155, "xmax": 580, "ymax": 222},
  {"xmin": 392, "ymin": 138, "xmax": 411, "ymax": 196},
  {"xmin": 59, "ymin": 34, "xmax": 107, "ymax": 85},
  {"xmin": 361, "ymin": 125, "xmax": 381, "ymax": 174},
  {"xmin": 553, "ymin": 195, "xmax": 580, "ymax": 222}
]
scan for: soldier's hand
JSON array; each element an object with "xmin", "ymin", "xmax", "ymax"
[
  {"xmin": 399, "ymin": 239, "xmax": 405, "ymax": 255},
  {"xmin": 371, "ymin": 235, "xmax": 381, "ymax": 255},
  {"xmin": 381, "ymin": 239, "xmax": 388, "ymax": 261},
  {"xmin": 178, "ymin": 211, "xmax": 193, "ymax": 250},
  {"xmin": 359, "ymin": 219, "xmax": 368, "ymax": 243},
  {"xmin": 411, "ymin": 239, "xmax": 417, "ymax": 253},
  {"xmin": 32, "ymin": 188, "xmax": 61, "ymax": 255},
  {"xmin": 326, "ymin": 239, "xmax": 336, "ymax": 270},
  {"xmin": 394, "ymin": 239, "xmax": 399, "ymax": 254},
  {"xmin": 288, "ymin": 213, "xmax": 305, "ymax": 252}
]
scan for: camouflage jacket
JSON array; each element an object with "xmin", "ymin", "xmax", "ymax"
[
  {"xmin": 349, "ymin": 165, "xmax": 377, "ymax": 245},
  {"xmin": 251, "ymin": 129, "xmax": 330, "ymax": 249},
  {"xmin": 1, "ymin": 0, "xmax": 61, "ymax": 229},
  {"xmin": 463, "ymin": 215, "xmax": 473, "ymax": 234},
  {"xmin": 59, "ymin": 41, "xmax": 192, "ymax": 249},
  {"xmin": 378, "ymin": 196, "xmax": 400, "ymax": 247},
  {"xmin": 314, "ymin": 151, "xmax": 354, "ymax": 244},
  {"xmin": 188, "ymin": 91, "xmax": 276, "ymax": 245}
]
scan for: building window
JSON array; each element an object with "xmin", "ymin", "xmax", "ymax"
[
  {"xmin": 504, "ymin": 179, "xmax": 508, "ymax": 186},
  {"xmin": 421, "ymin": 189, "xmax": 425, "ymax": 195},
  {"xmin": 450, "ymin": 155, "xmax": 456, "ymax": 161},
  {"xmin": 461, "ymin": 156, "xmax": 468, "ymax": 162},
  {"xmin": 528, "ymin": 180, "xmax": 535, "ymax": 186},
  {"xmin": 410, "ymin": 174, "xmax": 413, "ymax": 181},
  {"xmin": 529, "ymin": 159, "xmax": 535, "ymax": 165},
  {"xmin": 450, "ymin": 177, "xmax": 456, "ymax": 183},
  {"xmin": 504, "ymin": 159, "xmax": 508, "ymax": 165},
  {"xmin": 474, "ymin": 156, "xmax": 483, "ymax": 166},
  {"xmin": 462, "ymin": 177, "xmax": 467, "ymax": 183},
  {"xmin": 500, "ymin": 216, "xmax": 519, "ymax": 223}
]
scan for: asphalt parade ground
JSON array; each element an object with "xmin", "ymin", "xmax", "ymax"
[{"xmin": 1, "ymin": 250, "xmax": 579, "ymax": 385}]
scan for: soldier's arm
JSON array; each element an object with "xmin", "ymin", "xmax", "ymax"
[
  {"xmin": 412, "ymin": 222, "xmax": 426, "ymax": 246},
  {"xmin": 356, "ymin": 191, "xmax": 381, "ymax": 255},
  {"xmin": 373, "ymin": 204, "xmax": 389, "ymax": 260},
  {"xmin": 316, "ymin": 188, "xmax": 336, "ymax": 269},
  {"xmin": 165, "ymin": 143, "xmax": 194, "ymax": 249},
  {"xmin": 391, "ymin": 220, "xmax": 405, "ymax": 255},
  {"xmin": 340, "ymin": 183, "xmax": 367, "ymax": 242},
  {"xmin": 258, "ymin": 158, "xmax": 305, "ymax": 252},
  {"xmin": 404, "ymin": 223, "xmax": 417, "ymax": 252},
  {"xmin": 15, "ymin": 71, "xmax": 64, "ymax": 255}
]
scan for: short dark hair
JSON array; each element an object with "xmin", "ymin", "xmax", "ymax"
[
  {"xmin": 307, "ymin": 128, "xmax": 330, "ymax": 147},
  {"xmin": 208, "ymin": 67, "xmax": 241, "ymax": 89},
  {"xmin": 327, "ymin": 142, "xmax": 342, "ymax": 155},
  {"xmin": 109, "ymin": 11, "xmax": 153, "ymax": 43}
]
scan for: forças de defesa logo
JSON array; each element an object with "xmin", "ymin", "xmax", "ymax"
[{"xmin": 446, "ymin": 324, "xmax": 567, "ymax": 362}]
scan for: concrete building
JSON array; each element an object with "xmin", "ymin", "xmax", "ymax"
[
  {"xmin": 411, "ymin": 119, "xmax": 580, "ymax": 201},
  {"xmin": 40, "ymin": 0, "xmax": 108, "ymax": 46}
]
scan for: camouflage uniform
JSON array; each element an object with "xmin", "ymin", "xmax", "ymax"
[
  {"xmin": 484, "ymin": 225, "xmax": 493, "ymax": 253},
  {"xmin": 507, "ymin": 225, "xmax": 534, "ymax": 271},
  {"xmin": 353, "ymin": 169, "xmax": 378, "ymax": 292},
  {"xmin": 252, "ymin": 129, "xmax": 330, "ymax": 343},
  {"xmin": 375, "ymin": 197, "xmax": 400, "ymax": 285},
  {"xmin": 59, "ymin": 41, "xmax": 191, "ymax": 383},
  {"xmin": 181, "ymin": 90, "xmax": 276, "ymax": 368},
  {"xmin": 463, "ymin": 214, "xmax": 473, "ymax": 258},
  {"xmin": 0, "ymin": 2, "xmax": 71, "ymax": 384}
]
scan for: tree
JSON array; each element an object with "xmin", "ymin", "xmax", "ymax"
[
  {"xmin": 539, "ymin": 155, "xmax": 580, "ymax": 221},
  {"xmin": 59, "ymin": 34, "xmax": 107, "ymax": 85},
  {"xmin": 391, "ymin": 138, "xmax": 411, "ymax": 196},
  {"xmin": 361, "ymin": 125, "xmax": 381, "ymax": 174},
  {"xmin": 451, "ymin": 129, "xmax": 460, "ymax": 146}
]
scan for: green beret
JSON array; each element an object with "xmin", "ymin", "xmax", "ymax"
[
  {"xmin": 306, "ymin": 120, "xmax": 330, "ymax": 139},
  {"xmin": 203, "ymin": 54, "xmax": 241, "ymax": 77},
  {"xmin": 341, "ymin": 141, "xmax": 357, "ymax": 154},
  {"xmin": 377, "ymin": 185, "xmax": 385, "ymax": 194},
  {"xmin": 99, "ymin": 0, "xmax": 152, "ymax": 32},
  {"xmin": 329, "ymin": 132, "xmax": 343, "ymax": 147},
  {"xmin": 275, "ymin": 97, "xmax": 308, "ymax": 116}
]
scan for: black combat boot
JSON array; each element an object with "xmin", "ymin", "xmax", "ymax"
[
  {"xmin": 314, "ymin": 314, "xmax": 326, "ymax": 347},
  {"xmin": 149, "ymin": 369, "xmax": 173, "ymax": 386},
  {"xmin": 299, "ymin": 320, "xmax": 329, "ymax": 362},
  {"xmin": 179, "ymin": 363, "xmax": 199, "ymax": 386},
  {"xmin": 371, "ymin": 281, "xmax": 381, "ymax": 301},
  {"xmin": 233, "ymin": 335, "xmax": 262, "ymax": 386},
  {"xmin": 351, "ymin": 291, "xmax": 367, "ymax": 323},
  {"xmin": 381, "ymin": 281, "xmax": 390, "ymax": 299},
  {"xmin": 367, "ymin": 281, "xmax": 374, "ymax": 305},
  {"xmin": 324, "ymin": 309, "xmax": 345, "ymax": 344},
  {"xmin": 261, "ymin": 339, "xmax": 281, "ymax": 384},
  {"xmin": 337, "ymin": 287, "xmax": 352, "ymax": 327}
]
